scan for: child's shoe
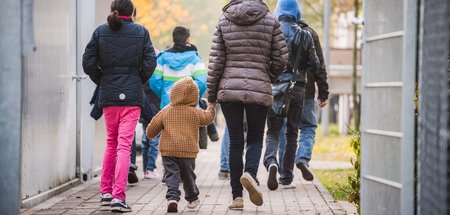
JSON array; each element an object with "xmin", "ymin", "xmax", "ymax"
[
  {"xmin": 110, "ymin": 198, "xmax": 132, "ymax": 212},
  {"xmin": 187, "ymin": 199, "xmax": 200, "ymax": 209},
  {"xmin": 99, "ymin": 193, "xmax": 113, "ymax": 206},
  {"xmin": 167, "ymin": 200, "xmax": 178, "ymax": 213}
]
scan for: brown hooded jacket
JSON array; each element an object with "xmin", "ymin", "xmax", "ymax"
[{"xmin": 146, "ymin": 77, "xmax": 216, "ymax": 158}]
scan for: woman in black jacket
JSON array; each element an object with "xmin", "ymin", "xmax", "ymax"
[{"xmin": 82, "ymin": 0, "xmax": 156, "ymax": 212}]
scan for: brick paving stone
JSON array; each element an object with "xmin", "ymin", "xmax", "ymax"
[{"xmin": 22, "ymin": 130, "xmax": 357, "ymax": 215}]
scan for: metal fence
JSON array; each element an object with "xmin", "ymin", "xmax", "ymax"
[
  {"xmin": 418, "ymin": 0, "xmax": 450, "ymax": 214},
  {"xmin": 361, "ymin": 0, "xmax": 417, "ymax": 214}
]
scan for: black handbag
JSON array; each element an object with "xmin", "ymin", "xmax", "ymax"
[
  {"xmin": 269, "ymin": 72, "xmax": 297, "ymax": 117},
  {"xmin": 269, "ymin": 29, "xmax": 304, "ymax": 117}
]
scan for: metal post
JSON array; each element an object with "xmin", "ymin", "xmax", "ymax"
[
  {"xmin": 77, "ymin": 0, "xmax": 97, "ymax": 181},
  {"xmin": 401, "ymin": 0, "xmax": 418, "ymax": 213},
  {"xmin": 0, "ymin": 0, "xmax": 22, "ymax": 214},
  {"xmin": 321, "ymin": 0, "xmax": 331, "ymax": 136}
]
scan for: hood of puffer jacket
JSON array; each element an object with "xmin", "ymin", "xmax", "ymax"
[
  {"xmin": 223, "ymin": 0, "xmax": 269, "ymax": 25},
  {"xmin": 170, "ymin": 77, "xmax": 199, "ymax": 107}
]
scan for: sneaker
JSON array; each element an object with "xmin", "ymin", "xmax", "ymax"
[
  {"xmin": 228, "ymin": 197, "xmax": 244, "ymax": 210},
  {"xmin": 282, "ymin": 183, "xmax": 297, "ymax": 189},
  {"xmin": 187, "ymin": 199, "xmax": 200, "ymax": 209},
  {"xmin": 144, "ymin": 170, "xmax": 160, "ymax": 179},
  {"xmin": 167, "ymin": 200, "xmax": 178, "ymax": 213},
  {"xmin": 110, "ymin": 198, "xmax": 132, "ymax": 212},
  {"xmin": 240, "ymin": 172, "xmax": 263, "ymax": 206},
  {"xmin": 218, "ymin": 171, "xmax": 230, "ymax": 180},
  {"xmin": 127, "ymin": 170, "xmax": 139, "ymax": 185},
  {"xmin": 267, "ymin": 164, "xmax": 278, "ymax": 191},
  {"xmin": 99, "ymin": 193, "xmax": 113, "ymax": 206},
  {"xmin": 296, "ymin": 162, "xmax": 314, "ymax": 181}
]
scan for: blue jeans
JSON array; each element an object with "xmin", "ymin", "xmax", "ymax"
[
  {"xmin": 142, "ymin": 123, "xmax": 159, "ymax": 171},
  {"xmin": 278, "ymin": 98, "xmax": 317, "ymax": 165},
  {"xmin": 220, "ymin": 126, "xmax": 230, "ymax": 172}
]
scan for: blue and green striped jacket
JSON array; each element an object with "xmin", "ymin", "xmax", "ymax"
[{"xmin": 149, "ymin": 44, "xmax": 207, "ymax": 109}]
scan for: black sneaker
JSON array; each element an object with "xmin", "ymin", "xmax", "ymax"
[
  {"xmin": 267, "ymin": 164, "xmax": 279, "ymax": 190},
  {"xmin": 296, "ymin": 162, "xmax": 314, "ymax": 181},
  {"xmin": 128, "ymin": 170, "xmax": 139, "ymax": 185},
  {"xmin": 100, "ymin": 193, "xmax": 113, "ymax": 206},
  {"xmin": 111, "ymin": 199, "xmax": 132, "ymax": 212}
]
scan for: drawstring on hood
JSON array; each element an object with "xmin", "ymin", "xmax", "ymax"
[
  {"xmin": 274, "ymin": 0, "xmax": 302, "ymax": 23},
  {"xmin": 170, "ymin": 77, "xmax": 199, "ymax": 107},
  {"xmin": 223, "ymin": 0, "xmax": 269, "ymax": 25}
]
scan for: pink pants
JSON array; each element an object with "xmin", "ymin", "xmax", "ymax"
[{"xmin": 101, "ymin": 106, "xmax": 141, "ymax": 200}]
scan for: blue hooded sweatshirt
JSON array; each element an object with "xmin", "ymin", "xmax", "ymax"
[
  {"xmin": 274, "ymin": 0, "xmax": 302, "ymax": 22},
  {"xmin": 150, "ymin": 44, "xmax": 207, "ymax": 109}
]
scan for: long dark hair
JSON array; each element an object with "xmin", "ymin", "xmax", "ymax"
[{"xmin": 107, "ymin": 0, "xmax": 134, "ymax": 31}]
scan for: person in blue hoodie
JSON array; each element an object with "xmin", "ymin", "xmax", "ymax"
[
  {"xmin": 150, "ymin": 26, "xmax": 207, "ymax": 109},
  {"xmin": 263, "ymin": 0, "xmax": 319, "ymax": 191}
]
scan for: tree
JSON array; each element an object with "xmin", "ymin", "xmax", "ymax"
[
  {"xmin": 352, "ymin": 0, "xmax": 361, "ymax": 131},
  {"xmin": 133, "ymin": 0, "xmax": 191, "ymax": 50}
]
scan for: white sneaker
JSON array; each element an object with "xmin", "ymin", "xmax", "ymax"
[
  {"xmin": 282, "ymin": 183, "xmax": 297, "ymax": 189},
  {"xmin": 187, "ymin": 199, "xmax": 200, "ymax": 209},
  {"xmin": 144, "ymin": 170, "xmax": 160, "ymax": 179}
]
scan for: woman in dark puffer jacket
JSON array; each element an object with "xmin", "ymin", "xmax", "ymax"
[
  {"xmin": 207, "ymin": 0, "xmax": 288, "ymax": 209},
  {"xmin": 82, "ymin": 0, "xmax": 156, "ymax": 212}
]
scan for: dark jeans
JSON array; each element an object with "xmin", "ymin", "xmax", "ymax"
[
  {"xmin": 221, "ymin": 102, "xmax": 268, "ymax": 199},
  {"xmin": 264, "ymin": 85, "xmax": 305, "ymax": 185},
  {"xmin": 130, "ymin": 132, "xmax": 138, "ymax": 171},
  {"xmin": 162, "ymin": 157, "xmax": 199, "ymax": 202}
]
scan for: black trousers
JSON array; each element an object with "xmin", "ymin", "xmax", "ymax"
[
  {"xmin": 162, "ymin": 157, "xmax": 199, "ymax": 202},
  {"xmin": 221, "ymin": 102, "xmax": 268, "ymax": 199},
  {"xmin": 264, "ymin": 85, "xmax": 305, "ymax": 185}
]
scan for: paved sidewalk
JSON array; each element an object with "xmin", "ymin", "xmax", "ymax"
[{"xmin": 21, "ymin": 140, "xmax": 357, "ymax": 215}]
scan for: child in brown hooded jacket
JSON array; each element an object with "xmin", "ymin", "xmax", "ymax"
[{"xmin": 146, "ymin": 77, "xmax": 216, "ymax": 213}]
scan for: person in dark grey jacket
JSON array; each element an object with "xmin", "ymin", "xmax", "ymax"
[
  {"xmin": 263, "ymin": 0, "xmax": 319, "ymax": 191},
  {"xmin": 277, "ymin": 19, "xmax": 330, "ymax": 183},
  {"xmin": 207, "ymin": 0, "xmax": 288, "ymax": 209},
  {"xmin": 82, "ymin": 0, "xmax": 156, "ymax": 212}
]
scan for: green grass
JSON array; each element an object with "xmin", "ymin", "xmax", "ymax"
[
  {"xmin": 313, "ymin": 168, "xmax": 354, "ymax": 201},
  {"xmin": 312, "ymin": 124, "xmax": 355, "ymax": 162}
]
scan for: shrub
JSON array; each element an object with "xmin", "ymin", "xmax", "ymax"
[{"xmin": 348, "ymin": 129, "xmax": 361, "ymax": 213}]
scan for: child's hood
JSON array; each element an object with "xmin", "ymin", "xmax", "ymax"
[
  {"xmin": 158, "ymin": 51, "xmax": 200, "ymax": 71},
  {"xmin": 170, "ymin": 77, "xmax": 199, "ymax": 107}
]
